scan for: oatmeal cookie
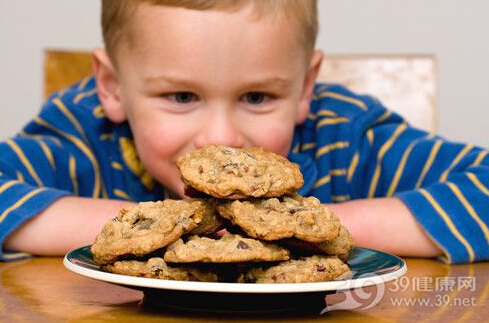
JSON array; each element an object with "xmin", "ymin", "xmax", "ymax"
[
  {"xmin": 175, "ymin": 145, "xmax": 304, "ymax": 199},
  {"xmin": 163, "ymin": 233, "xmax": 290, "ymax": 263},
  {"xmin": 188, "ymin": 201, "xmax": 223, "ymax": 235},
  {"xmin": 238, "ymin": 255, "xmax": 350, "ymax": 283},
  {"xmin": 103, "ymin": 257, "xmax": 219, "ymax": 282},
  {"xmin": 282, "ymin": 226, "xmax": 355, "ymax": 260},
  {"xmin": 91, "ymin": 199, "xmax": 208, "ymax": 265},
  {"xmin": 217, "ymin": 195, "xmax": 340, "ymax": 243}
]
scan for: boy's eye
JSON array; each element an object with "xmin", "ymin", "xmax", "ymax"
[
  {"xmin": 166, "ymin": 92, "xmax": 196, "ymax": 103},
  {"xmin": 243, "ymin": 92, "xmax": 266, "ymax": 105}
]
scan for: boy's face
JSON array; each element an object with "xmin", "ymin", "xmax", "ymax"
[{"xmin": 97, "ymin": 3, "xmax": 322, "ymax": 197}]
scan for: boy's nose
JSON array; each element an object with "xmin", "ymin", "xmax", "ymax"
[{"xmin": 194, "ymin": 110, "xmax": 245, "ymax": 149}]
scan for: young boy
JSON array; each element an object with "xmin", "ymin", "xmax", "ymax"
[{"xmin": 1, "ymin": 0, "xmax": 488, "ymax": 264}]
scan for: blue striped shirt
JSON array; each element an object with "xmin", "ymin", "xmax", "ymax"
[{"xmin": 1, "ymin": 77, "xmax": 488, "ymax": 263}]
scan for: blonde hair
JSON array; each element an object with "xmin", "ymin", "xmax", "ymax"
[{"xmin": 101, "ymin": 0, "xmax": 318, "ymax": 63}]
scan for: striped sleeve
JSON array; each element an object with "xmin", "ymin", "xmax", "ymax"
[
  {"xmin": 348, "ymin": 101, "xmax": 489, "ymax": 264},
  {"xmin": 0, "ymin": 177, "xmax": 70, "ymax": 260},
  {"xmin": 0, "ymin": 136, "xmax": 72, "ymax": 260},
  {"xmin": 0, "ymin": 90, "xmax": 104, "ymax": 261}
]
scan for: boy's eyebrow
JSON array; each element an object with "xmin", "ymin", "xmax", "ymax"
[
  {"xmin": 144, "ymin": 75, "xmax": 294, "ymax": 90},
  {"xmin": 240, "ymin": 77, "xmax": 294, "ymax": 90}
]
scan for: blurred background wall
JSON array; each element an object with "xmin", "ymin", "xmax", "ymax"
[{"xmin": 1, "ymin": 0, "xmax": 488, "ymax": 147}]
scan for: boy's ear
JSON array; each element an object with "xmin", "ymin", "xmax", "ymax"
[
  {"xmin": 296, "ymin": 50, "xmax": 324, "ymax": 124},
  {"xmin": 92, "ymin": 48, "xmax": 127, "ymax": 123}
]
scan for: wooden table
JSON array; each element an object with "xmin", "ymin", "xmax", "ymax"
[{"xmin": 0, "ymin": 257, "xmax": 487, "ymax": 322}]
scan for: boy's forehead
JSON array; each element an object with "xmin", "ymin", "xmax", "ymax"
[
  {"xmin": 124, "ymin": 2, "xmax": 306, "ymax": 59},
  {"xmin": 118, "ymin": 3, "xmax": 309, "ymax": 77},
  {"xmin": 130, "ymin": 2, "xmax": 297, "ymax": 34}
]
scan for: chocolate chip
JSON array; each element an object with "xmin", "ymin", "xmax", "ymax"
[
  {"xmin": 237, "ymin": 240, "xmax": 250, "ymax": 249},
  {"xmin": 289, "ymin": 206, "xmax": 310, "ymax": 214},
  {"xmin": 152, "ymin": 267, "xmax": 164, "ymax": 276},
  {"xmin": 198, "ymin": 165, "xmax": 204, "ymax": 174},
  {"xmin": 272, "ymin": 273, "xmax": 286, "ymax": 281},
  {"xmin": 316, "ymin": 264, "xmax": 326, "ymax": 272}
]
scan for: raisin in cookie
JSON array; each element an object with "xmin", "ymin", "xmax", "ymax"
[
  {"xmin": 91, "ymin": 199, "xmax": 208, "ymax": 265},
  {"xmin": 175, "ymin": 145, "xmax": 303, "ymax": 199},
  {"xmin": 103, "ymin": 257, "xmax": 218, "ymax": 282},
  {"xmin": 163, "ymin": 233, "xmax": 290, "ymax": 263},
  {"xmin": 238, "ymin": 255, "xmax": 350, "ymax": 283},
  {"xmin": 217, "ymin": 195, "xmax": 340, "ymax": 243}
]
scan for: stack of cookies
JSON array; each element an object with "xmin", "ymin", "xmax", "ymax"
[{"xmin": 91, "ymin": 146, "xmax": 354, "ymax": 283}]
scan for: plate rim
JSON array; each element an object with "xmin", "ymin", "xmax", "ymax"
[{"xmin": 63, "ymin": 246, "xmax": 407, "ymax": 294}]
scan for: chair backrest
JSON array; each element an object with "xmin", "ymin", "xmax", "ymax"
[
  {"xmin": 44, "ymin": 50, "xmax": 437, "ymax": 131},
  {"xmin": 318, "ymin": 54, "xmax": 436, "ymax": 131},
  {"xmin": 44, "ymin": 50, "xmax": 93, "ymax": 99}
]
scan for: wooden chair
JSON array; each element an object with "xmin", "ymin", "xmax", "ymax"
[
  {"xmin": 318, "ymin": 54, "xmax": 436, "ymax": 132},
  {"xmin": 44, "ymin": 50, "xmax": 94, "ymax": 99},
  {"xmin": 44, "ymin": 50, "xmax": 437, "ymax": 131}
]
